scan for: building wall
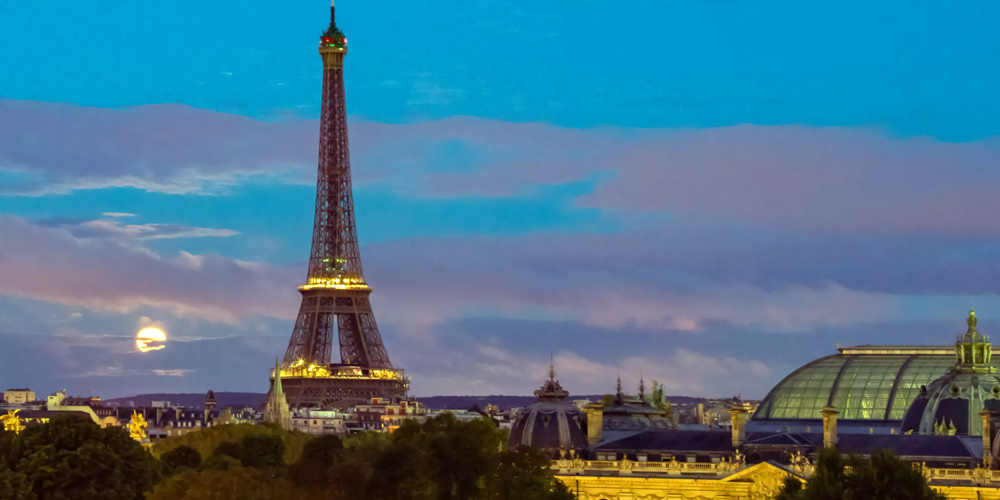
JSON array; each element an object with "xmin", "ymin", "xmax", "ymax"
[
  {"xmin": 4, "ymin": 390, "xmax": 35, "ymax": 404},
  {"xmin": 555, "ymin": 463, "xmax": 1000, "ymax": 500}
]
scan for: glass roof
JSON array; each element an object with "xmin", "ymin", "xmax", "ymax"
[{"xmin": 753, "ymin": 351, "xmax": 969, "ymax": 422}]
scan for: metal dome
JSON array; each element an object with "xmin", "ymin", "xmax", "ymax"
[
  {"xmin": 753, "ymin": 310, "xmax": 1000, "ymax": 431},
  {"xmin": 508, "ymin": 366, "xmax": 587, "ymax": 454},
  {"xmin": 751, "ymin": 346, "xmax": 965, "ymax": 425}
]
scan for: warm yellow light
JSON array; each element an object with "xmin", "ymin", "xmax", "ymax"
[
  {"xmin": 136, "ymin": 327, "xmax": 167, "ymax": 353},
  {"xmin": 298, "ymin": 276, "xmax": 370, "ymax": 291}
]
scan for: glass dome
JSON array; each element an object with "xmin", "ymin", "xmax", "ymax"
[{"xmin": 752, "ymin": 346, "xmax": 968, "ymax": 423}]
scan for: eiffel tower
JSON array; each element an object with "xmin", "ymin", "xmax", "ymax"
[{"xmin": 270, "ymin": 0, "xmax": 408, "ymax": 409}]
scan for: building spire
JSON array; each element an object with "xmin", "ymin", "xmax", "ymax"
[
  {"xmin": 639, "ymin": 372, "xmax": 645, "ymax": 401},
  {"xmin": 534, "ymin": 357, "xmax": 569, "ymax": 401},
  {"xmin": 968, "ymin": 307, "xmax": 979, "ymax": 337},
  {"xmin": 955, "ymin": 308, "xmax": 994, "ymax": 374},
  {"xmin": 272, "ymin": 357, "xmax": 283, "ymax": 397},
  {"xmin": 265, "ymin": 357, "xmax": 292, "ymax": 429}
]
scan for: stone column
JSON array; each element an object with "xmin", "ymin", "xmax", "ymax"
[
  {"xmin": 981, "ymin": 409, "xmax": 995, "ymax": 464},
  {"xmin": 585, "ymin": 404, "xmax": 604, "ymax": 445},
  {"xmin": 729, "ymin": 405, "xmax": 748, "ymax": 447},
  {"xmin": 821, "ymin": 406, "xmax": 839, "ymax": 449}
]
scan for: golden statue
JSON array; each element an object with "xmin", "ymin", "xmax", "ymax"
[
  {"xmin": 128, "ymin": 410, "xmax": 148, "ymax": 441},
  {"xmin": 1, "ymin": 409, "xmax": 25, "ymax": 434}
]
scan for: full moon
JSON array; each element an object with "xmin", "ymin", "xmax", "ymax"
[{"xmin": 136, "ymin": 327, "xmax": 167, "ymax": 353}]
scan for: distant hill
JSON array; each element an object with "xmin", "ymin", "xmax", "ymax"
[{"xmin": 105, "ymin": 393, "xmax": 706, "ymax": 411}]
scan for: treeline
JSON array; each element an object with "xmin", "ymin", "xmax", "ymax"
[{"xmin": 0, "ymin": 414, "xmax": 573, "ymax": 500}]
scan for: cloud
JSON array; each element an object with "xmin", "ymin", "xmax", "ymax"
[
  {"xmin": 81, "ymin": 366, "xmax": 192, "ymax": 378},
  {"xmin": 0, "ymin": 215, "xmax": 297, "ymax": 324},
  {"xmin": 407, "ymin": 344, "xmax": 771, "ymax": 398},
  {"xmin": 102, "ymin": 212, "xmax": 135, "ymax": 218},
  {"xmin": 36, "ymin": 217, "xmax": 239, "ymax": 240},
  {"xmin": 360, "ymin": 229, "xmax": 900, "ymax": 336},
  {"xmin": 6, "ymin": 211, "xmax": 994, "ymax": 339},
  {"xmin": 5, "ymin": 99, "xmax": 1000, "ymax": 239},
  {"xmin": 353, "ymin": 120, "xmax": 1000, "ymax": 237},
  {"xmin": 0, "ymin": 99, "xmax": 315, "ymax": 195}
]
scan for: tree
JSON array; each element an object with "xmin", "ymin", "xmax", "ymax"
[
  {"xmin": 647, "ymin": 381, "xmax": 675, "ymax": 421},
  {"xmin": 0, "ymin": 416, "xmax": 160, "ymax": 500},
  {"xmin": 241, "ymin": 435, "xmax": 285, "ymax": 467},
  {"xmin": 152, "ymin": 423, "xmax": 311, "ymax": 465},
  {"xmin": 299, "ymin": 434, "xmax": 343, "ymax": 467},
  {"xmin": 485, "ymin": 446, "xmax": 575, "ymax": 500},
  {"xmin": 146, "ymin": 465, "xmax": 304, "ymax": 500},
  {"xmin": 775, "ymin": 448, "xmax": 945, "ymax": 500},
  {"xmin": 161, "ymin": 446, "xmax": 202, "ymax": 475},
  {"xmin": 212, "ymin": 441, "xmax": 247, "ymax": 463},
  {"xmin": 0, "ymin": 469, "xmax": 35, "ymax": 500},
  {"xmin": 367, "ymin": 441, "xmax": 435, "ymax": 500},
  {"xmin": 289, "ymin": 434, "xmax": 345, "ymax": 490},
  {"xmin": 391, "ymin": 413, "xmax": 504, "ymax": 500}
]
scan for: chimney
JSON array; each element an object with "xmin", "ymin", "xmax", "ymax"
[
  {"xmin": 729, "ymin": 405, "xmax": 748, "ymax": 447},
  {"xmin": 981, "ymin": 409, "xmax": 996, "ymax": 463},
  {"xmin": 585, "ymin": 403, "xmax": 604, "ymax": 445},
  {"xmin": 821, "ymin": 406, "xmax": 839, "ymax": 449}
]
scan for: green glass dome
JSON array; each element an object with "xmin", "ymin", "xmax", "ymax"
[{"xmin": 751, "ymin": 346, "xmax": 977, "ymax": 423}]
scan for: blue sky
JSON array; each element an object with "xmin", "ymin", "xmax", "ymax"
[{"xmin": 1, "ymin": 0, "xmax": 1000, "ymax": 399}]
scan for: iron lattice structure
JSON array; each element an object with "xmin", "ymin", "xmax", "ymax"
[{"xmin": 272, "ymin": 4, "xmax": 407, "ymax": 409}]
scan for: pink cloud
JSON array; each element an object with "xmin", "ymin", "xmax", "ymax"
[
  {"xmin": 409, "ymin": 346, "xmax": 773, "ymax": 398},
  {"xmin": 0, "ymin": 216, "xmax": 298, "ymax": 323},
  {"xmin": 0, "ymin": 214, "xmax": 898, "ymax": 334},
  {"xmin": 0, "ymin": 99, "xmax": 315, "ymax": 194},
  {"xmin": 6, "ymin": 99, "xmax": 999, "ymax": 238}
]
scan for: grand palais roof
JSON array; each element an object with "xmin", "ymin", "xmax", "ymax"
[{"xmin": 751, "ymin": 345, "xmax": 976, "ymax": 425}]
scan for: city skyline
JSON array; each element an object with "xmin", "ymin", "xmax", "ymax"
[{"xmin": 3, "ymin": 0, "xmax": 1000, "ymax": 399}]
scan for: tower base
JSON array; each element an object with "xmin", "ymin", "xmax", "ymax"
[{"xmin": 268, "ymin": 364, "xmax": 408, "ymax": 409}]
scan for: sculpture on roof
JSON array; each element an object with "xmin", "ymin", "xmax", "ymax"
[
  {"xmin": 1, "ymin": 409, "xmax": 25, "ymax": 434},
  {"xmin": 128, "ymin": 410, "xmax": 148, "ymax": 441}
]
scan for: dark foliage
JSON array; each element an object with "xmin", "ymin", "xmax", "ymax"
[
  {"xmin": 4, "ymin": 414, "xmax": 572, "ymax": 500},
  {"xmin": 240, "ymin": 435, "xmax": 285, "ymax": 467},
  {"xmin": 212, "ymin": 441, "xmax": 247, "ymax": 462},
  {"xmin": 300, "ymin": 434, "xmax": 343, "ymax": 467},
  {"xmin": 161, "ymin": 445, "xmax": 202, "ymax": 475},
  {"xmin": 0, "ymin": 416, "xmax": 160, "ymax": 500},
  {"xmin": 775, "ymin": 448, "xmax": 946, "ymax": 500}
]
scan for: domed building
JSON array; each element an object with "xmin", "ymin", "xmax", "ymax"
[
  {"xmin": 902, "ymin": 309, "xmax": 1000, "ymax": 435},
  {"xmin": 508, "ymin": 365, "xmax": 587, "ymax": 456},
  {"xmin": 750, "ymin": 309, "xmax": 1000, "ymax": 436}
]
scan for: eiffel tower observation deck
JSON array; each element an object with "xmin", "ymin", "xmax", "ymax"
[{"xmin": 269, "ymin": 0, "xmax": 408, "ymax": 409}]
